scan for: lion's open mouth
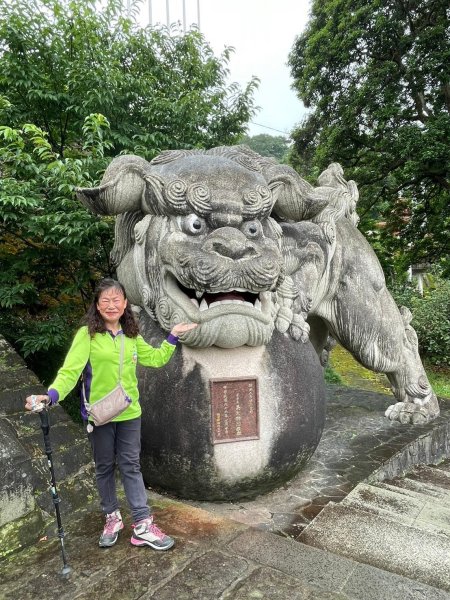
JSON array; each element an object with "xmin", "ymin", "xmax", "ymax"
[
  {"xmin": 164, "ymin": 271, "xmax": 270, "ymax": 322},
  {"xmin": 179, "ymin": 283, "xmax": 262, "ymax": 311}
]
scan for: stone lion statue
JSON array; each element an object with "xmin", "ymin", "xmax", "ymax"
[{"xmin": 77, "ymin": 145, "xmax": 439, "ymax": 426}]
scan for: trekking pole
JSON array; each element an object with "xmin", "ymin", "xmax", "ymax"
[{"xmin": 32, "ymin": 401, "xmax": 71, "ymax": 576}]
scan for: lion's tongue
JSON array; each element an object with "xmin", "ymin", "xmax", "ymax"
[{"xmin": 204, "ymin": 291, "xmax": 245, "ymax": 305}]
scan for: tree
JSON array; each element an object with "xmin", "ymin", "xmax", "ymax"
[
  {"xmin": 0, "ymin": 112, "xmax": 114, "ymax": 378},
  {"xmin": 0, "ymin": 0, "xmax": 257, "ymax": 373},
  {"xmin": 0, "ymin": 0, "xmax": 258, "ymax": 159},
  {"xmin": 240, "ymin": 134, "xmax": 291, "ymax": 162},
  {"xmin": 288, "ymin": 0, "xmax": 450, "ymax": 276}
]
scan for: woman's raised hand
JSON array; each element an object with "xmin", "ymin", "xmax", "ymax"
[{"xmin": 171, "ymin": 322, "xmax": 198, "ymax": 336}]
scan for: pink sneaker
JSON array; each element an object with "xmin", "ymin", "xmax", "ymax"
[
  {"xmin": 131, "ymin": 516, "xmax": 175, "ymax": 550},
  {"xmin": 99, "ymin": 510, "xmax": 124, "ymax": 547}
]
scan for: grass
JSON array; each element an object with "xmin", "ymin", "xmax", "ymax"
[
  {"xmin": 324, "ymin": 365, "xmax": 343, "ymax": 384},
  {"xmin": 329, "ymin": 345, "xmax": 391, "ymax": 395},
  {"xmin": 328, "ymin": 345, "xmax": 450, "ymax": 400},
  {"xmin": 426, "ymin": 364, "xmax": 450, "ymax": 399}
]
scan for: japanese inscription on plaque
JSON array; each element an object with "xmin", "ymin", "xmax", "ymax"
[{"xmin": 210, "ymin": 378, "xmax": 259, "ymax": 443}]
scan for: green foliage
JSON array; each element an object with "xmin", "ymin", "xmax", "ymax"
[
  {"xmin": 426, "ymin": 365, "xmax": 450, "ymax": 399},
  {"xmin": 389, "ymin": 276, "xmax": 450, "ymax": 367},
  {"xmin": 324, "ymin": 365, "xmax": 342, "ymax": 384},
  {"xmin": 0, "ymin": 0, "xmax": 257, "ymax": 368},
  {"xmin": 288, "ymin": 0, "xmax": 450, "ymax": 275},
  {"xmin": 240, "ymin": 134, "xmax": 291, "ymax": 163},
  {"xmin": 0, "ymin": 117, "xmax": 113, "ymax": 356},
  {"xmin": 0, "ymin": 0, "xmax": 257, "ymax": 158}
]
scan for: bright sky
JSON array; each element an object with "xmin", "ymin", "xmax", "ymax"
[{"xmin": 138, "ymin": 0, "xmax": 311, "ymax": 137}]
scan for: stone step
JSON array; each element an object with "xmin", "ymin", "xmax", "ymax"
[
  {"xmin": 227, "ymin": 526, "xmax": 450, "ymax": 600},
  {"xmin": 437, "ymin": 459, "xmax": 450, "ymax": 473},
  {"xmin": 298, "ymin": 501, "xmax": 450, "ymax": 591},
  {"xmin": 342, "ymin": 482, "xmax": 450, "ymax": 538},
  {"xmin": 406, "ymin": 464, "xmax": 450, "ymax": 490},
  {"xmin": 374, "ymin": 471, "xmax": 450, "ymax": 509},
  {"xmin": 375, "ymin": 478, "xmax": 450, "ymax": 509}
]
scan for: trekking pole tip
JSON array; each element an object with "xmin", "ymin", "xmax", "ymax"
[{"xmin": 61, "ymin": 564, "xmax": 72, "ymax": 577}]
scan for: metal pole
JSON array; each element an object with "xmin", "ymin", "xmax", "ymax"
[
  {"xmin": 182, "ymin": 0, "xmax": 186, "ymax": 32},
  {"xmin": 39, "ymin": 409, "xmax": 71, "ymax": 577},
  {"xmin": 166, "ymin": 0, "xmax": 170, "ymax": 26},
  {"xmin": 197, "ymin": 0, "xmax": 200, "ymax": 31},
  {"xmin": 148, "ymin": 0, "xmax": 152, "ymax": 26}
]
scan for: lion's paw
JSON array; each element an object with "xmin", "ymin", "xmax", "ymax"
[
  {"xmin": 385, "ymin": 402, "xmax": 433, "ymax": 425},
  {"xmin": 289, "ymin": 314, "xmax": 310, "ymax": 343}
]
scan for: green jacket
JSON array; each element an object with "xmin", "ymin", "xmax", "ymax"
[{"xmin": 48, "ymin": 326, "xmax": 176, "ymax": 421}]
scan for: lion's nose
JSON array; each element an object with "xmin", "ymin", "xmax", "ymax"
[{"xmin": 203, "ymin": 228, "xmax": 258, "ymax": 260}]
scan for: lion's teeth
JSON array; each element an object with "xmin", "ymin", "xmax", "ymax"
[
  {"xmin": 208, "ymin": 299, "xmax": 256, "ymax": 308},
  {"xmin": 195, "ymin": 296, "xmax": 262, "ymax": 311}
]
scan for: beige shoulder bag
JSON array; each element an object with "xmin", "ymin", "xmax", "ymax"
[{"xmin": 82, "ymin": 333, "xmax": 131, "ymax": 428}]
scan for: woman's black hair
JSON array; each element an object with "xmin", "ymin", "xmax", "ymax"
[{"xmin": 82, "ymin": 278, "xmax": 139, "ymax": 338}]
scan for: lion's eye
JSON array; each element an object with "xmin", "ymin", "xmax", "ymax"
[
  {"xmin": 241, "ymin": 220, "xmax": 262, "ymax": 238},
  {"xmin": 181, "ymin": 214, "xmax": 207, "ymax": 235}
]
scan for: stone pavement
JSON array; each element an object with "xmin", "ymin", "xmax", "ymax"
[
  {"xmin": 187, "ymin": 386, "xmax": 450, "ymax": 538},
  {"xmin": 1, "ymin": 385, "xmax": 450, "ymax": 599},
  {"xmin": 1, "ymin": 492, "xmax": 449, "ymax": 600}
]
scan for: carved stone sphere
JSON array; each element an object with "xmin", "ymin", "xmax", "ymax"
[{"xmin": 138, "ymin": 314, "xmax": 326, "ymax": 501}]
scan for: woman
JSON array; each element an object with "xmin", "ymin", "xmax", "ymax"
[{"xmin": 25, "ymin": 278, "xmax": 196, "ymax": 550}]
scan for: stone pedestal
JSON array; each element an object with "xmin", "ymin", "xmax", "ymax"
[{"xmin": 138, "ymin": 315, "xmax": 326, "ymax": 500}]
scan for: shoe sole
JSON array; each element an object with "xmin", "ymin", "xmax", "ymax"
[{"xmin": 130, "ymin": 536, "xmax": 175, "ymax": 551}]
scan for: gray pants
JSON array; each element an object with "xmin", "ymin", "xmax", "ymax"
[{"xmin": 90, "ymin": 418, "xmax": 150, "ymax": 523}]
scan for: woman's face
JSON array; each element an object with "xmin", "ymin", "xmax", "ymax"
[{"xmin": 96, "ymin": 287, "xmax": 127, "ymax": 327}]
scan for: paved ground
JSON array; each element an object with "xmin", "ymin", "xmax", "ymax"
[
  {"xmin": 1, "ymin": 385, "xmax": 450, "ymax": 599},
  {"xmin": 1, "ymin": 493, "xmax": 449, "ymax": 600},
  {"xmin": 186, "ymin": 385, "xmax": 450, "ymax": 538}
]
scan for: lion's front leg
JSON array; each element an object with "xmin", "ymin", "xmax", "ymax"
[
  {"xmin": 384, "ymin": 306, "xmax": 440, "ymax": 424},
  {"xmin": 320, "ymin": 268, "xmax": 440, "ymax": 425}
]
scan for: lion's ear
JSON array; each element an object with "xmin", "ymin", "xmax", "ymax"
[
  {"xmin": 77, "ymin": 155, "xmax": 162, "ymax": 216},
  {"xmin": 269, "ymin": 170, "xmax": 329, "ymax": 222}
]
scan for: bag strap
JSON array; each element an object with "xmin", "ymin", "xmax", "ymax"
[{"xmin": 117, "ymin": 332, "xmax": 125, "ymax": 383}]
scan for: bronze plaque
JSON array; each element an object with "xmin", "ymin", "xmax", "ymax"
[{"xmin": 210, "ymin": 378, "xmax": 259, "ymax": 444}]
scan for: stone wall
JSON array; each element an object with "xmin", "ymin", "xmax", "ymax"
[{"xmin": 0, "ymin": 336, "xmax": 96, "ymax": 558}]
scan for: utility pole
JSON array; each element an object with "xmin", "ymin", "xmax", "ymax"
[{"xmin": 146, "ymin": 1, "xmax": 199, "ymax": 31}]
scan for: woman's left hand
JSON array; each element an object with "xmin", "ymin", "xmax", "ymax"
[
  {"xmin": 171, "ymin": 322, "xmax": 198, "ymax": 336},
  {"xmin": 24, "ymin": 394, "xmax": 50, "ymax": 412}
]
